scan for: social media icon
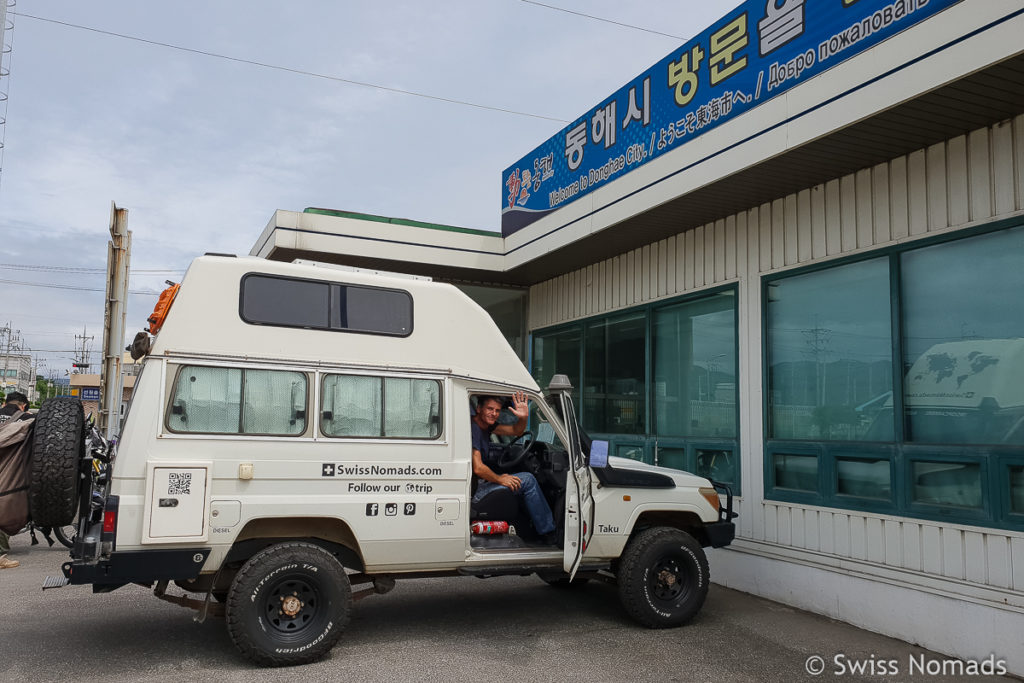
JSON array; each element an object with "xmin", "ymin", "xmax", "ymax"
[
  {"xmin": 385, "ymin": 503, "xmax": 398, "ymax": 516},
  {"xmin": 366, "ymin": 503, "xmax": 378, "ymax": 516},
  {"xmin": 404, "ymin": 503, "xmax": 416, "ymax": 515}
]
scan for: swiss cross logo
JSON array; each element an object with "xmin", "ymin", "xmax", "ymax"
[{"xmin": 322, "ymin": 463, "xmax": 335, "ymax": 477}]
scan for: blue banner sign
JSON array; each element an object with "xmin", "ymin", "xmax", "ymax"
[
  {"xmin": 501, "ymin": 0, "xmax": 962, "ymax": 236},
  {"xmin": 81, "ymin": 387, "xmax": 101, "ymax": 401}
]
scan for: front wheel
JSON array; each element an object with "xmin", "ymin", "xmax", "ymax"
[
  {"xmin": 617, "ymin": 527, "xmax": 709, "ymax": 628},
  {"xmin": 225, "ymin": 542, "xmax": 352, "ymax": 667}
]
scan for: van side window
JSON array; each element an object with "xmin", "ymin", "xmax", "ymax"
[
  {"xmin": 321, "ymin": 374, "xmax": 441, "ymax": 439},
  {"xmin": 240, "ymin": 273, "xmax": 412, "ymax": 336},
  {"xmin": 167, "ymin": 365, "xmax": 308, "ymax": 436}
]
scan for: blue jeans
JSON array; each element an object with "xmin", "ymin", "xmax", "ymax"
[{"xmin": 473, "ymin": 472, "xmax": 556, "ymax": 536}]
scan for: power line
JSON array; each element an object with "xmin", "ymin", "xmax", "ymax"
[
  {"xmin": 0, "ymin": 263, "xmax": 183, "ymax": 274},
  {"xmin": 0, "ymin": 277, "xmax": 159, "ymax": 295},
  {"xmin": 517, "ymin": 1, "xmax": 685, "ymax": 40},
  {"xmin": 13, "ymin": 11, "xmax": 569, "ymax": 124}
]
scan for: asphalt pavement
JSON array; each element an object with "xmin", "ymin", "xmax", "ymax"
[{"xmin": 0, "ymin": 533, "xmax": 1011, "ymax": 682}]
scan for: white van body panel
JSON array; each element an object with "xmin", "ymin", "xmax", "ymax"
[
  {"xmin": 153, "ymin": 256, "xmax": 537, "ymax": 390},
  {"xmin": 104, "ymin": 255, "xmax": 725, "ymax": 577}
]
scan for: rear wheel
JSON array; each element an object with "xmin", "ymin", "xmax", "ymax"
[
  {"xmin": 617, "ymin": 527, "xmax": 709, "ymax": 628},
  {"xmin": 226, "ymin": 542, "xmax": 351, "ymax": 667},
  {"xmin": 29, "ymin": 397, "xmax": 85, "ymax": 527}
]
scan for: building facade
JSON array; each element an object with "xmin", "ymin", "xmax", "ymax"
[
  {"xmin": 251, "ymin": 0, "xmax": 1024, "ymax": 672},
  {"xmin": 0, "ymin": 353, "xmax": 34, "ymax": 399}
]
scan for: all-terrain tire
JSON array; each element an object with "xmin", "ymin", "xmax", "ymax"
[
  {"xmin": 29, "ymin": 397, "xmax": 85, "ymax": 527},
  {"xmin": 226, "ymin": 542, "xmax": 352, "ymax": 667},
  {"xmin": 617, "ymin": 527, "xmax": 709, "ymax": 628}
]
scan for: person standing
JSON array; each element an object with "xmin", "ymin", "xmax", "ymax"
[{"xmin": 0, "ymin": 391, "xmax": 31, "ymax": 569}]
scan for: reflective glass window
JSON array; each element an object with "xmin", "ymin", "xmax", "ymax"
[
  {"xmin": 654, "ymin": 292, "xmax": 736, "ymax": 438},
  {"xmin": 901, "ymin": 226, "xmax": 1024, "ymax": 445},
  {"xmin": 1010, "ymin": 465, "xmax": 1024, "ymax": 514},
  {"xmin": 584, "ymin": 313, "xmax": 646, "ymax": 435},
  {"xmin": 836, "ymin": 457, "xmax": 890, "ymax": 499},
  {"xmin": 532, "ymin": 327, "xmax": 581, "ymax": 400},
  {"xmin": 767, "ymin": 258, "xmax": 894, "ymax": 441},
  {"xmin": 912, "ymin": 461, "xmax": 982, "ymax": 508},
  {"xmin": 696, "ymin": 447, "xmax": 736, "ymax": 485},
  {"xmin": 773, "ymin": 453, "xmax": 817, "ymax": 491}
]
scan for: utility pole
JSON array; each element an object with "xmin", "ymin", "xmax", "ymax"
[
  {"xmin": 100, "ymin": 202, "xmax": 131, "ymax": 439},
  {"xmin": 1, "ymin": 323, "xmax": 22, "ymax": 396},
  {"xmin": 0, "ymin": 322, "xmax": 10, "ymax": 395},
  {"xmin": 72, "ymin": 328, "xmax": 94, "ymax": 373}
]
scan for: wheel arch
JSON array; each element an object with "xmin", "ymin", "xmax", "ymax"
[
  {"xmin": 224, "ymin": 516, "xmax": 365, "ymax": 571},
  {"xmin": 629, "ymin": 509, "xmax": 711, "ymax": 548}
]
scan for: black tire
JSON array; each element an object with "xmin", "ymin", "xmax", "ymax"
[
  {"xmin": 226, "ymin": 542, "xmax": 352, "ymax": 667},
  {"xmin": 29, "ymin": 397, "xmax": 85, "ymax": 527},
  {"xmin": 53, "ymin": 518, "xmax": 77, "ymax": 549},
  {"xmin": 617, "ymin": 527, "xmax": 709, "ymax": 628}
]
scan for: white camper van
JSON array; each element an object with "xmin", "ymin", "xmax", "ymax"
[{"xmin": 34, "ymin": 255, "xmax": 734, "ymax": 667}]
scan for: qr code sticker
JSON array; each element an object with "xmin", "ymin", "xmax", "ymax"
[{"xmin": 168, "ymin": 472, "xmax": 192, "ymax": 496}]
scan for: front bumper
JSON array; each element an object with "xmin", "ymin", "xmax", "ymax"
[
  {"xmin": 704, "ymin": 520, "xmax": 736, "ymax": 548},
  {"xmin": 61, "ymin": 548, "xmax": 211, "ymax": 589},
  {"xmin": 707, "ymin": 480, "xmax": 738, "ymax": 548}
]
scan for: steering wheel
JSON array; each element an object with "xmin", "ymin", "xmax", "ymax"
[{"xmin": 497, "ymin": 430, "xmax": 535, "ymax": 472}]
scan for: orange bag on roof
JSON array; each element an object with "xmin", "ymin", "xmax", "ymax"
[{"xmin": 146, "ymin": 282, "xmax": 180, "ymax": 335}]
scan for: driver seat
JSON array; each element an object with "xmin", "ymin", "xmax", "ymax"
[{"xmin": 470, "ymin": 483, "xmax": 520, "ymax": 521}]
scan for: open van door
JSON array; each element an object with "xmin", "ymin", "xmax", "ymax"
[{"xmin": 546, "ymin": 375, "xmax": 594, "ymax": 579}]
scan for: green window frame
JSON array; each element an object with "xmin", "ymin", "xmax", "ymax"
[
  {"xmin": 530, "ymin": 284, "xmax": 740, "ymax": 492},
  {"xmin": 763, "ymin": 219, "xmax": 1024, "ymax": 531}
]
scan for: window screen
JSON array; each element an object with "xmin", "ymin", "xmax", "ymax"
[
  {"xmin": 321, "ymin": 374, "xmax": 441, "ymax": 439},
  {"xmin": 336, "ymin": 286, "xmax": 413, "ymax": 336},
  {"xmin": 167, "ymin": 365, "xmax": 307, "ymax": 435},
  {"xmin": 241, "ymin": 275, "xmax": 330, "ymax": 328},
  {"xmin": 240, "ymin": 273, "xmax": 412, "ymax": 336}
]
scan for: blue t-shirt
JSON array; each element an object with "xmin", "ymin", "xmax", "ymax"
[{"xmin": 471, "ymin": 420, "xmax": 495, "ymax": 459}]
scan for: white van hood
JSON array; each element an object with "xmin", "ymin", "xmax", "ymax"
[{"xmin": 606, "ymin": 456, "xmax": 711, "ymax": 487}]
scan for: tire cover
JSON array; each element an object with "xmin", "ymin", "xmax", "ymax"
[{"xmin": 29, "ymin": 397, "xmax": 85, "ymax": 527}]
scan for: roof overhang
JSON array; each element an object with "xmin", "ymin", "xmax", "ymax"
[{"xmin": 252, "ymin": 2, "xmax": 1024, "ymax": 286}]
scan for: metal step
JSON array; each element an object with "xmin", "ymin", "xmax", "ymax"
[{"xmin": 42, "ymin": 575, "xmax": 70, "ymax": 590}]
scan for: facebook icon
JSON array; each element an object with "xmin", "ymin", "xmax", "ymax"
[{"xmin": 365, "ymin": 503, "xmax": 379, "ymax": 517}]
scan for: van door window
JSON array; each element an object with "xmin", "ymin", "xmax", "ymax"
[{"xmin": 167, "ymin": 366, "xmax": 308, "ymax": 436}]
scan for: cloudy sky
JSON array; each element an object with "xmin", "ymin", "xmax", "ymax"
[{"xmin": 0, "ymin": 1, "xmax": 739, "ymax": 379}]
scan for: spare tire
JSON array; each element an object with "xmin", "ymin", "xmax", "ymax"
[{"xmin": 29, "ymin": 397, "xmax": 85, "ymax": 526}]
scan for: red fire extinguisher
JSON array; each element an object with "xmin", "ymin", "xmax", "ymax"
[{"xmin": 471, "ymin": 521, "xmax": 509, "ymax": 535}]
